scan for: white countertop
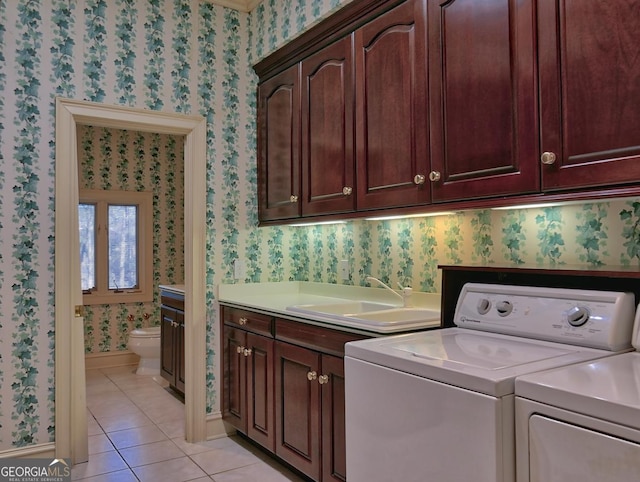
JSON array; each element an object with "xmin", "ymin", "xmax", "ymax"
[
  {"xmin": 217, "ymin": 281, "xmax": 442, "ymax": 334},
  {"xmin": 159, "ymin": 284, "xmax": 185, "ymax": 295}
]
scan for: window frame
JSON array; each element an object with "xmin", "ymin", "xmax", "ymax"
[{"xmin": 79, "ymin": 189, "xmax": 153, "ymax": 305}]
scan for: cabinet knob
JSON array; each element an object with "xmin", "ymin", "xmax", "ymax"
[
  {"xmin": 318, "ymin": 374, "xmax": 329, "ymax": 385},
  {"xmin": 428, "ymin": 171, "xmax": 441, "ymax": 182},
  {"xmin": 243, "ymin": 348, "xmax": 252, "ymax": 357},
  {"xmin": 541, "ymin": 151, "xmax": 557, "ymax": 165},
  {"xmin": 290, "ymin": 195, "xmax": 298, "ymax": 203},
  {"xmin": 414, "ymin": 174, "xmax": 426, "ymax": 185},
  {"xmin": 342, "ymin": 186, "xmax": 353, "ymax": 196},
  {"xmin": 172, "ymin": 321, "xmax": 179, "ymax": 328},
  {"xmin": 238, "ymin": 317, "xmax": 247, "ymax": 326},
  {"xmin": 307, "ymin": 371, "xmax": 317, "ymax": 381},
  {"xmin": 236, "ymin": 346, "xmax": 244, "ymax": 354}
]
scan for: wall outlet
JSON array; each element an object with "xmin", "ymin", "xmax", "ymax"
[
  {"xmin": 233, "ymin": 259, "xmax": 246, "ymax": 280},
  {"xmin": 339, "ymin": 259, "xmax": 350, "ymax": 280}
]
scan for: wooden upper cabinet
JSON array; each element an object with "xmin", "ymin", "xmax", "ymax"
[
  {"xmin": 301, "ymin": 36, "xmax": 356, "ymax": 216},
  {"xmin": 354, "ymin": 0, "xmax": 430, "ymax": 211},
  {"xmin": 427, "ymin": 0, "xmax": 538, "ymax": 203},
  {"xmin": 538, "ymin": 0, "xmax": 640, "ymax": 191},
  {"xmin": 258, "ymin": 64, "xmax": 301, "ymax": 221}
]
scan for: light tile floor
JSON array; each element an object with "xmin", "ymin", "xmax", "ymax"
[{"xmin": 73, "ymin": 366, "xmax": 306, "ymax": 482}]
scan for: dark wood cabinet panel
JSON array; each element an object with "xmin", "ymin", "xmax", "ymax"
[
  {"xmin": 320, "ymin": 354, "xmax": 346, "ymax": 482},
  {"xmin": 538, "ymin": 0, "xmax": 640, "ymax": 191},
  {"xmin": 428, "ymin": 0, "xmax": 538, "ymax": 202},
  {"xmin": 246, "ymin": 332, "xmax": 275, "ymax": 451},
  {"xmin": 222, "ymin": 308, "xmax": 276, "ymax": 451},
  {"xmin": 160, "ymin": 300, "xmax": 185, "ymax": 395},
  {"xmin": 275, "ymin": 341, "xmax": 322, "ymax": 481},
  {"xmin": 258, "ymin": 64, "xmax": 301, "ymax": 221},
  {"xmin": 355, "ymin": 0, "xmax": 429, "ymax": 210},
  {"xmin": 222, "ymin": 325, "xmax": 247, "ymax": 432},
  {"xmin": 301, "ymin": 35, "xmax": 356, "ymax": 216}
]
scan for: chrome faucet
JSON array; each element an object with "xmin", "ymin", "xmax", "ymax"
[{"xmin": 365, "ymin": 276, "xmax": 413, "ymax": 307}]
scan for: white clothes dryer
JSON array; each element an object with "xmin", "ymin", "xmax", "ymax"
[
  {"xmin": 345, "ymin": 283, "xmax": 636, "ymax": 482},
  {"xmin": 515, "ymin": 307, "xmax": 640, "ymax": 482}
]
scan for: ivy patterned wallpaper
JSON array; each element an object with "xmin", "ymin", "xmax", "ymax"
[
  {"xmin": 0, "ymin": 0, "xmax": 638, "ymax": 451},
  {"xmin": 77, "ymin": 125, "xmax": 185, "ymax": 354}
]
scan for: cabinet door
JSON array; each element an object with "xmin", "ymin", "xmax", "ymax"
[
  {"xmin": 175, "ymin": 309, "xmax": 185, "ymax": 394},
  {"xmin": 160, "ymin": 305, "xmax": 178, "ymax": 386},
  {"xmin": 275, "ymin": 341, "xmax": 321, "ymax": 481},
  {"xmin": 222, "ymin": 326, "xmax": 247, "ymax": 433},
  {"xmin": 258, "ymin": 64, "xmax": 301, "ymax": 221},
  {"xmin": 428, "ymin": 0, "xmax": 538, "ymax": 202},
  {"xmin": 355, "ymin": 0, "xmax": 430, "ymax": 210},
  {"xmin": 538, "ymin": 0, "xmax": 640, "ymax": 191},
  {"xmin": 246, "ymin": 332, "xmax": 275, "ymax": 452},
  {"xmin": 320, "ymin": 354, "xmax": 346, "ymax": 482},
  {"xmin": 301, "ymin": 35, "xmax": 355, "ymax": 216}
]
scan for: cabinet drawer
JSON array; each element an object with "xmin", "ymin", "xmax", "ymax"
[
  {"xmin": 161, "ymin": 294, "xmax": 185, "ymax": 311},
  {"xmin": 222, "ymin": 306, "xmax": 274, "ymax": 337},
  {"xmin": 275, "ymin": 318, "xmax": 369, "ymax": 357}
]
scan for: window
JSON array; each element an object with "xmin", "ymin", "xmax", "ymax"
[{"xmin": 79, "ymin": 189, "xmax": 153, "ymax": 304}]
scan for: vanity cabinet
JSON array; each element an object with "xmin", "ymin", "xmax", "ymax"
[
  {"xmin": 537, "ymin": 0, "xmax": 640, "ymax": 191},
  {"xmin": 427, "ymin": 0, "xmax": 538, "ymax": 202},
  {"xmin": 220, "ymin": 305, "xmax": 368, "ymax": 482},
  {"xmin": 222, "ymin": 308, "xmax": 276, "ymax": 451},
  {"xmin": 160, "ymin": 293, "xmax": 185, "ymax": 395}
]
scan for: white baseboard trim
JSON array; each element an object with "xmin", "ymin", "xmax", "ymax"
[
  {"xmin": 206, "ymin": 412, "xmax": 236, "ymax": 440},
  {"xmin": 85, "ymin": 351, "xmax": 139, "ymax": 370},
  {"xmin": 0, "ymin": 443, "xmax": 55, "ymax": 459}
]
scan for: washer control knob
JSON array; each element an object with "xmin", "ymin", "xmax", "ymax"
[
  {"xmin": 567, "ymin": 306, "xmax": 590, "ymax": 327},
  {"xmin": 477, "ymin": 298, "xmax": 491, "ymax": 315},
  {"xmin": 496, "ymin": 301, "xmax": 513, "ymax": 317}
]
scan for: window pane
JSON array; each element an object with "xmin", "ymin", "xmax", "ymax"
[
  {"xmin": 108, "ymin": 205, "xmax": 138, "ymax": 289},
  {"xmin": 78, "ymin": 203, "xmax": 96, "ymax": 291}
]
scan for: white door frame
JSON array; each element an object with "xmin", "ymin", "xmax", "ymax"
[{"xmin": 54, "ymin": 98, "xmax": 208, "ymax": 463}]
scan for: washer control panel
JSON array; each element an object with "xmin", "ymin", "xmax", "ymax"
[{"xmin": 454, "ymin": 283, "xmax": 636, "ymax": 351}]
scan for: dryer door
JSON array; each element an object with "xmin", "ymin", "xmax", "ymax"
[{"xmin": 529, "ymin": 415, "xmax": 640, "ymax": 481}]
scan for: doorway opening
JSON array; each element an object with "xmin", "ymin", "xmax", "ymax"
[{"xmin": 54, "ymin": 98, "xmax": 207, "ymax": 464}]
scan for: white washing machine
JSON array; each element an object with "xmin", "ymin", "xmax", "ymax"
[
  {"xmin": 345, "ymin": 283, "xmax": 636, "ymax": 482},
  {"xmin": 515, "ymin": 307, "xmax": 640, "ymax": 482}
]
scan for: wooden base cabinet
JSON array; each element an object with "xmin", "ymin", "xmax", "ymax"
[
  {"xmin": 222, "ymin": 308, "xmax": 276, "ymax": 452},
  {"xmin": 275, "ymin": 342, "xmax": 347, "ymax": 482},
  {"xmin": 160, "ymin": 294, "xmax": 185, "ymax": 395},
  {"xmin": 221, "ymin": 306, "xmax": 366, "ymax": 482}
]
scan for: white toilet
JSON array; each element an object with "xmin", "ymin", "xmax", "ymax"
[{"xmin": 128, "ymin": 326, "xmax": 161, "ymax": 375}]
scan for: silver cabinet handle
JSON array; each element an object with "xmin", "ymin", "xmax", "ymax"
[
  {"xmin": 236, "ymin": 345, "xmax": 244, "ymax": 354},
  {"xmin": 243, "ymin": 348, "xmax": 252, "ymax": 357},
  {"xmin": 318, "ymin": 374, "xmax": 329, "ymax": 385},
  {"xmin": 342, "ymin": 186, "xmax": 353, "ymax": 196},
  {"xmin": 414, "ymin": 174, "xmax": 426, "ymax": 185},
  {"xmin": 290, "ymin": 195, "xmax": 298, "ymax": 203},
  {"xmin": 428, "ymin": 171, "xmax": 441, "ymax": 182},
  {"xmin": 307, "ymin": 371, "xmax": 317, "ymax": 381},
  {"xmin": 541, "ymin": 151, "xmax": 557, "ymax": 165},
  {"xmin": 238, "ymin": 317, "xmax": 247, "ymax": 326}
]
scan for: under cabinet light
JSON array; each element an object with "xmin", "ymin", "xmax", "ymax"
[
  {"xmin": 365, "ymin": 211, "xmax": 455, "ymax": 221},
  {"xmin": 290, "ymin": 220, "xmax": 347, "ymax": 227}
]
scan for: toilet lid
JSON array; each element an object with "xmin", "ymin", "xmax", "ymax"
[{"xmin": 130, "ymin": 326, "xmax": 161, "ymax": 337}]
